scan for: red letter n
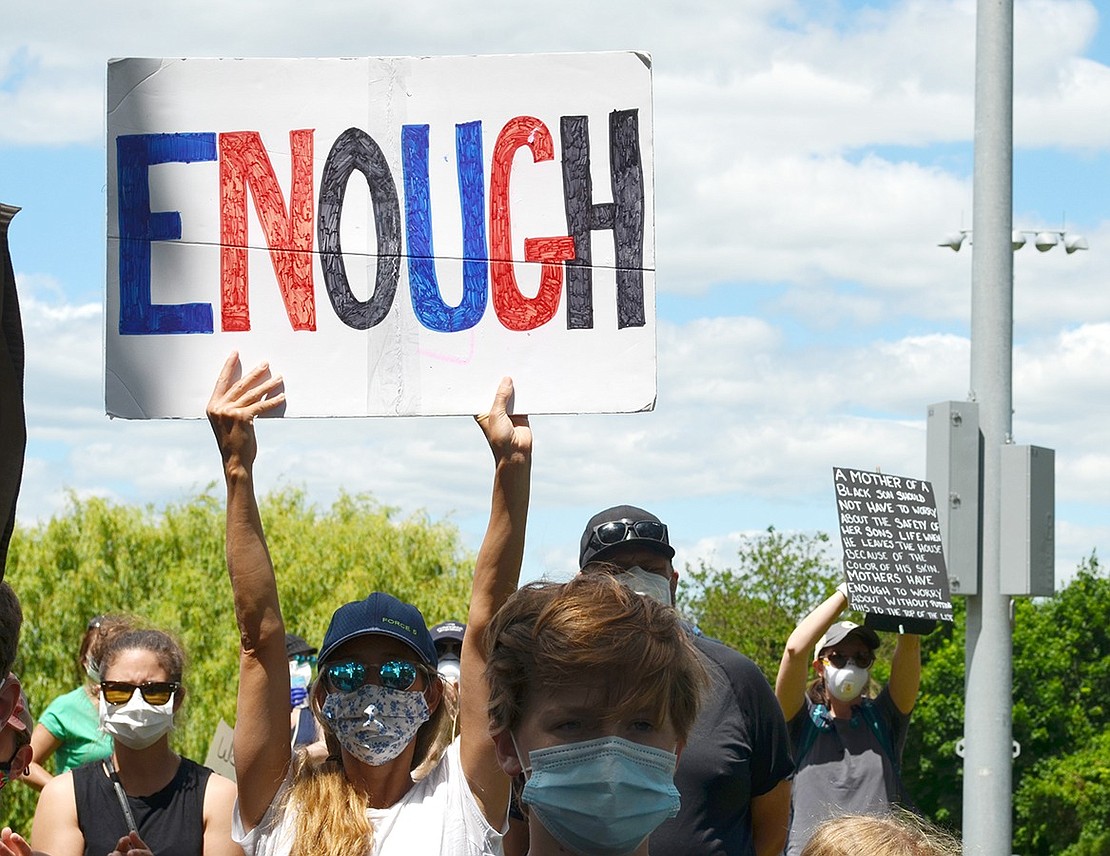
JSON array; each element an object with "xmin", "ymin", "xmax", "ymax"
[{"xmin": 219, "ymin": 130, "xmax": 315, "ymax": 331}]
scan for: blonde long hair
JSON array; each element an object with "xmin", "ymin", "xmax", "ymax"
[{"xmin": 284, "ymin": 669, "xmax": 456, "ymax": 856}]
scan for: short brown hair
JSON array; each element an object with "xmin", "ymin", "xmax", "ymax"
[
  {"xmin": 101, "ymin": 628, "xmax": 186, "ymax": 684},
  {"xmin": 485, "ymin": 573, "xmax": 706, "ymax": 740}
]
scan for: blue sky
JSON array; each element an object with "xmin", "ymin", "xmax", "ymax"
[{"xmin": 2, "ymin": 0, "xmax": 1109, "ymax": 606}]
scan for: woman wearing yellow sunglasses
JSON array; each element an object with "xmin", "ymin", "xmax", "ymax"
[{"xmin": 31, "ymin": 628, "xmax": 240, "ymax": 856}]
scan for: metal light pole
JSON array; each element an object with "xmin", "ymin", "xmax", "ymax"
[{"xmin": 964, "ymin": 0, "xmax": 1014, "ymax": 851}]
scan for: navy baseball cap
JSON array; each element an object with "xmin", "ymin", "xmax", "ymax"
[
  {"xmin": 318, "ymin": 592, "xmax": 437, "ymax": 668},
  {"xmin": 579, "ymin": 505, "xmax": 675, "ymax": 568}
]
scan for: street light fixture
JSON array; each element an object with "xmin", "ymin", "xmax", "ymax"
[
  {"xmin": 939, "ymin": 228, "xmax": 1089, "ymax": 254},
  {"xmin": 935, "ymin": 218, "xmax": 1087, "ymax": 854}
]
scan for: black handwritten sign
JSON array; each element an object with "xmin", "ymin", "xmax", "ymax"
[{"xmin": 833, "ymin": 467, "xmax": 953, "ymax": 629}]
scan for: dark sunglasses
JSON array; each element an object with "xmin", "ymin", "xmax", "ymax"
[
  {"xmin": 100, "ymin": 680, "xmax": 179, "ymax": 706},
  {"xmin": 323, "ymin": 659, "xmax": 425, "ymax": 694},
  {"xmin": 822, "ymin": 651, "xmax": 875, "ymax": 670},
  {"xmin": 589, "ymin": 519, "xmax": 669, "ymax": 549},
  {"xmin": 291, "ymin": 653, "xmax": 317, "ymax": 666}
]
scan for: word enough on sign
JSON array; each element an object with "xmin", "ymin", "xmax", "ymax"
[{"xmin": 106, "ymin": 53, "xmax": 656, "ymax": 418}]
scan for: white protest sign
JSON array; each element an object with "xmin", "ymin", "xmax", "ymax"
[
  {"xmin": 105, "ymin": 53, "xmax": 655, "ymax": 418},
  {"xmin": 204, "ymin": 718, "xmax": 236, "ymax": 781}
]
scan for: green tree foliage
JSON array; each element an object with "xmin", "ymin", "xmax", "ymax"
[
  {"xmin": 1, "ymin": 489, "xmax": 475, "ymax": 831},
  {"xmin": 1013, "ymin": 730, "xmax": 1110, "ymax": 855},
  {"xmin": 899, "ymin": 598, "xmax": 966, "ymax": 827},
  {"xmin": 678, "ymin": 527, "xmax": 842, "ymax": 681},
  {"xmin": 1009, "ymin": 552, "xmax": 1110, "ymax": 855}
]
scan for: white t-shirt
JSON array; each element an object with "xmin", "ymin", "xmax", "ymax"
[{"xmin": 233, "ymin": 738, "xmax": 504, "ymax": 856}]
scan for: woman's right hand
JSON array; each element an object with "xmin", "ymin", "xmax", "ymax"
[{"xmin": 206, "ymin": 351, "xmax": 285, "ymax": 476}]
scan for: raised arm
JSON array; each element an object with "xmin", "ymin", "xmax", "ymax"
[
  {"xmin": 887, "ymin": 633, "xmax": 921, "ymax": 714},
  {"xmin": 775, "ymin": 586, "xmax": 847, "ymax": 720},
  {"xmin": 206, "ymin": 352, "xmax": 290, "ymax": 829},
  {"xmin": 460, "ymin": 377, "xmax": 530, "ymax": 829}
]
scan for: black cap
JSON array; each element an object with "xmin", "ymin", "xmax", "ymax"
[
  {"xmin": 318, "ymin": 592, "xmax": 437, "ymax": 667},
  {"xmin": 430, "ymin": 621, "xmax": 466, "ymax": 644},
  {"xmin": 284, "ymin": 633, "xmax": 317, "ymax": 659},
  {"xmin": 579, "ymin": 505, "xmax": 675, "ymax": 568}
]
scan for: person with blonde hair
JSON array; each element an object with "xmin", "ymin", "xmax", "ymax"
[
  {"xmin": 487, "ymin": 571, "xmax": 708, "ymax": 856},
  {"xmin": 800, "ymin": 812, "xmax": 960, "ymax": 856},
  {"xmin": 207, "ymin": 353, "xmax": 529, "ymax": 856}
]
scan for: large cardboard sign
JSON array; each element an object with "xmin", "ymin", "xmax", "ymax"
[
  {"xmin": 106, "ymin": 53, "xmax": 655, "ymax": 417},
  {"xmin": 204, "ymin": 718, "xmax": 236, "ymax": 781},
  {"xmin": 833, "ymin": 467, "xmax": 954, "ymax": 628}
]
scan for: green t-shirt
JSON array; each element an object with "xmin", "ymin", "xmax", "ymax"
[{"xmin": 38, "ymin": 686, "xmax": 113, "ymax": 772}]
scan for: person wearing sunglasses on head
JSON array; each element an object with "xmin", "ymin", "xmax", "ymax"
[
  {"xmin": 553, "ymin": 505, "xmax": 794, "ymax": 856},
  {"xmin": 487, "ymin": 571, "xmax": 708, "ymax": 856},
  {"xmin": 206, "ymin": 353, "xmax": 529, "ymax": 856},
  {"xmin": 31, "ymin": 628, "xmax": 240, "ymax": 856},
  {"xmin": 775, "ymin": 585, "xmax": 922, "ymax": 856}
]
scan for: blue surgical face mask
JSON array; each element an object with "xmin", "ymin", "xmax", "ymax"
[{"xmin": 516, "ymin": 734, "xmax": 681, "ymax": 856}]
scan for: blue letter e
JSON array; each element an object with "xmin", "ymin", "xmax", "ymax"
[{"xmin": 117, "ymin": 133, "xmax": 216, "ymax": 334}]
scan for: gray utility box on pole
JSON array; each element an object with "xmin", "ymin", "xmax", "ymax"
[
  {"xmin": 926, "ymin": 401, "xmax": 981, "ymax": 596},
  {"xmin": 1000, "ymin": 444, "xmax": 1055, "ymax": 596}
]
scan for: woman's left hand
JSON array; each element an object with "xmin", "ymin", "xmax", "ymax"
[{"xmin": 475, "ymin": 376, "xmax": 531, "ymax": 466}]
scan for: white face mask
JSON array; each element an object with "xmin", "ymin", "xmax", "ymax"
[
  {"xmin": 617, "ymin": 566, "xmax": 673, "ymax": 606},
  {"xmin": 99, "ymin": 691, "xmax": 176, "ymax": 750},
  {"xmin": 823, "ymin": 662, "xmax": 870, "ymax": 702},
  {"xmin": 437, "ymin": 655, "xmax": 461, "ymax": 686}
]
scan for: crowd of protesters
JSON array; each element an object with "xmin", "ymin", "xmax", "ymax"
[{"xmin": 0, "ymin": 350, "xmax": 948, "ymax": 856}]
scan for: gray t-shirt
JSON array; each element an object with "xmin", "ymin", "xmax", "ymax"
[{"xmin": 784, "ymin": 688, "xmax": 910, "ymax": 856}]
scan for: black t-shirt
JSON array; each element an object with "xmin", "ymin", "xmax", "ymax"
[
  {"xmin": 650, "ymin": 633, "xmax": 795, "ymax": 856},
  {"xmin": 73, "ymin": 756, "xmax": 211, "ymax": 856}
]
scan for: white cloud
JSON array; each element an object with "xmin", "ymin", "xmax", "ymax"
[{"xmin": 5, "ymin": 0, "xmax": 1109, "ymax": 594}]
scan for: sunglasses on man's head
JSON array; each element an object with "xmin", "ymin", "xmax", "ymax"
[
  {"xmin": 822, "ymin": 651, "xmax": 875, "ymax": 670},
  {"xmin": 322, "ymin": 659, "xmax": 425, "ymax": 694},
  {"xmin": 100, "ymin": 680, "xmax": 179, "ymax": 706},
  {"xmin": 589, "ymin": 519, "xmax": 668, "ymax": 549}
]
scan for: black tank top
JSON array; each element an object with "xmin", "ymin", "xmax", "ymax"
[{"xmin": 73, "ymin": 757, "xmax": 212, "ymax": 856}]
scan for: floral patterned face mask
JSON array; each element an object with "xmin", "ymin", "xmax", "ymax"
[{"xmin": 321, "ymin": 683, "xmax": 430, "ymax": 766}]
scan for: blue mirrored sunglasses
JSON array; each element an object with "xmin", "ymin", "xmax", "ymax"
[{"xmin": 322, "ymin": 659, "xmax": 422, "ymax": 693}]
